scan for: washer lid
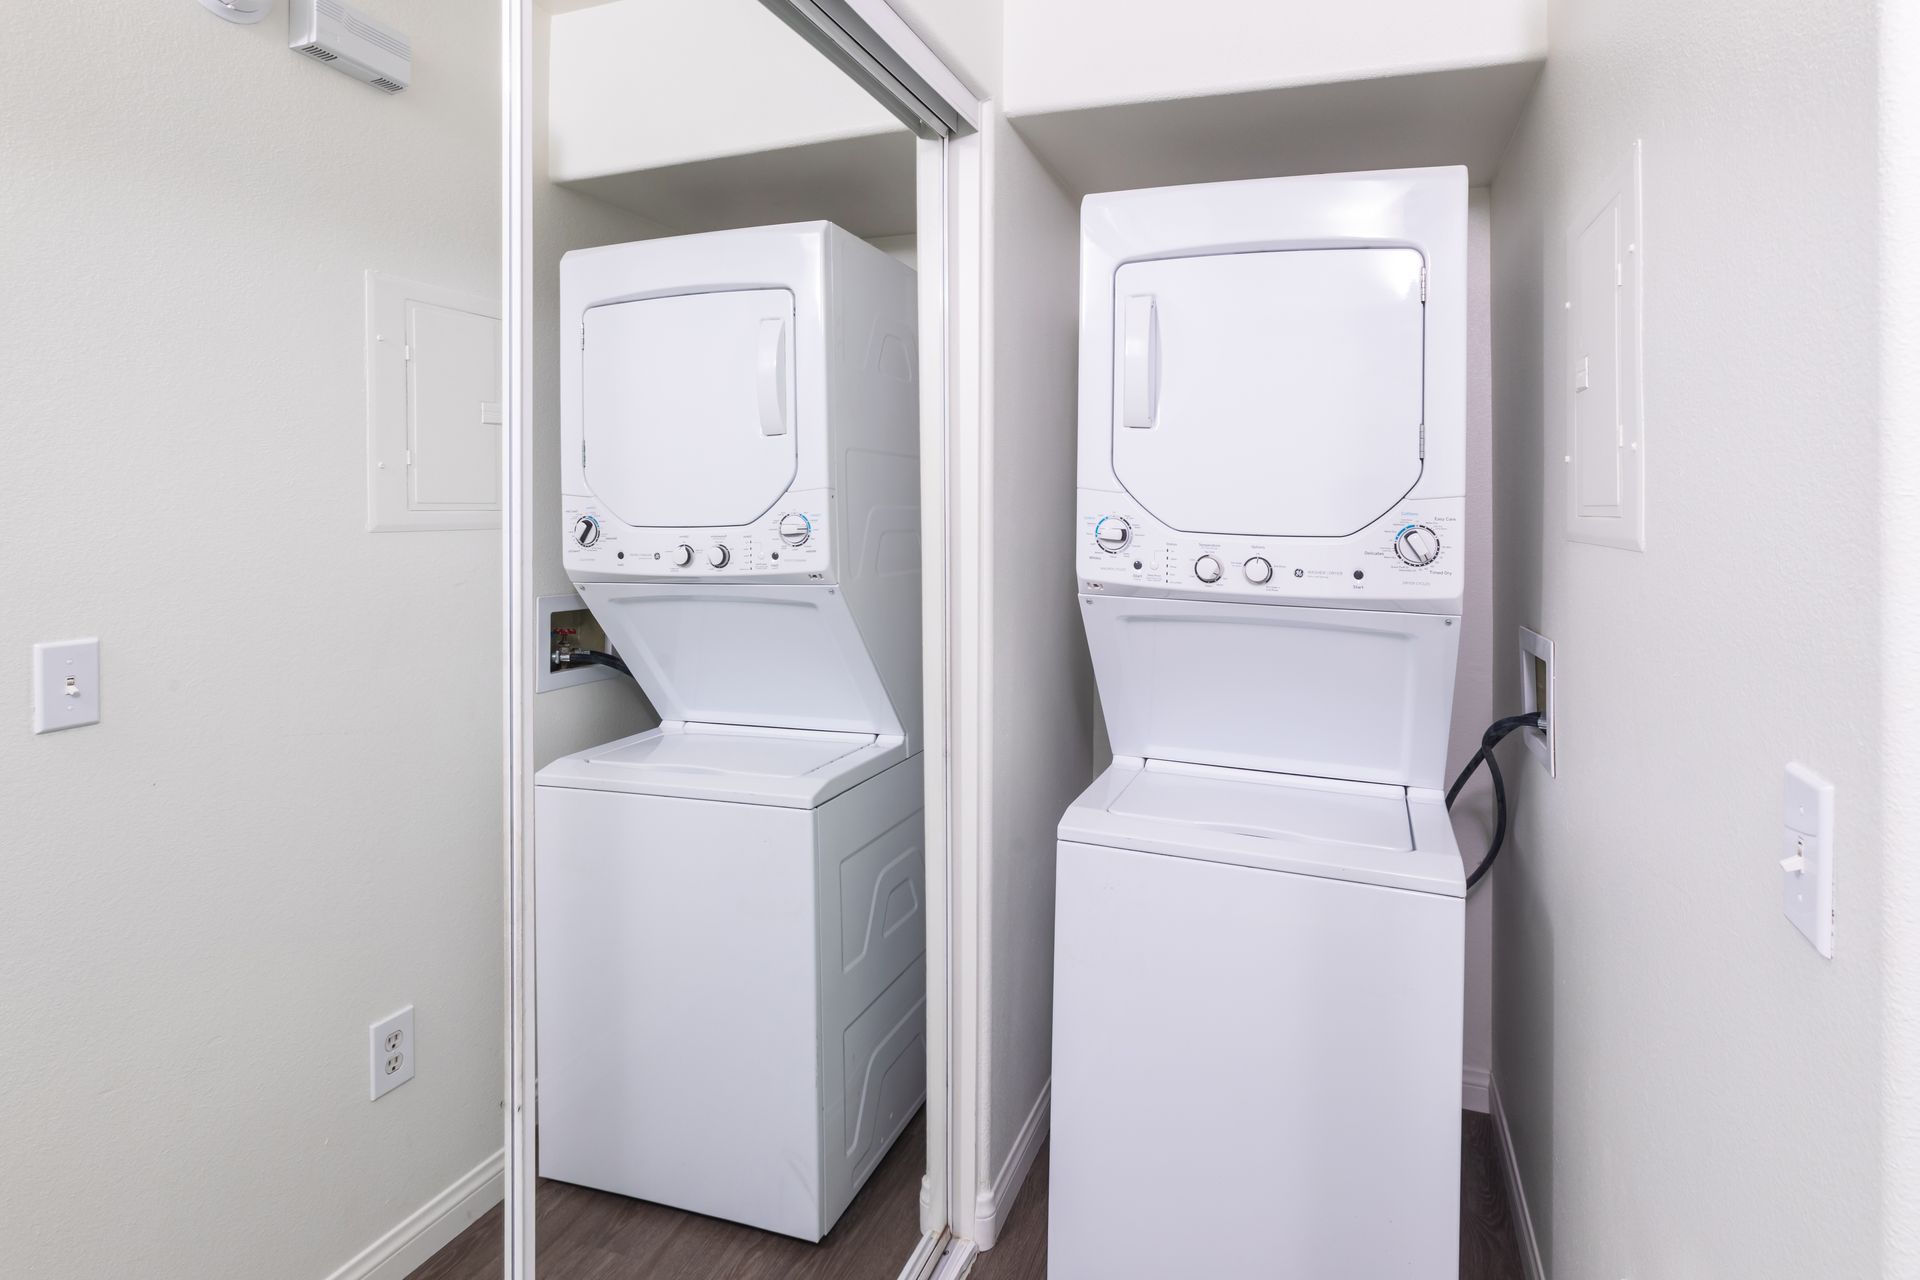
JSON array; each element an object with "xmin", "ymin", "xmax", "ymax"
[
  {"xmin": 535, "ymin": 723, "xmax": 908, "ymax": 808},
  {"xmin": 1110, "ymin": 247, "xmax": 1425, "ymax": 537},
  {"xmin": 1059, "ymin": 759, "xmax": 1464, "ymax": 897},
  {"xmin": 1109, "ymin": 761, "xmax": 1411, "ymax": 853},
  {"xmin": 583, "ymin": 287, "xmax": 798, "ymax": 529}
]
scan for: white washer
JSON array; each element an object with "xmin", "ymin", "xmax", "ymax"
[
  {"xmin": 1052, "ymin": 168, "xmax": 1469, "ymax": 1277},
  {"xmin": 538, "ymin": 223, "xmax": 924, "ymax": 1241}
]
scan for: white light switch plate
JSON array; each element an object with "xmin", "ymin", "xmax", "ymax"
[
  {"xmin": 33, "ymin": 639, "xmax": 101, "ymax": 734},
  {"xmin": 1782, "ymin": 763, "xmax": 1834, "ymax": 958}
]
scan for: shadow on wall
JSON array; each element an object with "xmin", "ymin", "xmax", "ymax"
[{"xmin": 1497, "ymin": 787, "xmax": 1555, "ymax": 1267}]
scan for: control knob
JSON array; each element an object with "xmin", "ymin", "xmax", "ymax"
[
  {"xmin": 671, "ymin": 543, "xmax": 695, "ymax": 567},
  {"xmin": 1243, "ymin": 556, "xmax": 1273, "ymax": 585},
  {"xmin": 1094, "ymin": 516, "xmax": 1132, "ymax": 554},
  {"xmin": 1393, "ymin": 524, "xmax": 1441, "ymax": 567},
  {"xmin": 707, "ymin": 545, "xmax": 731, "ymax": 569},
  {"xmin": 571, "ymin": 515, "xmax": 600, "ymax": 548},
  {"xmin": 778, "ymin": 513, "xmax": 812, "ymax": 547},
  {"xmin": 1194, "ymin": 555, "xmax": 1223, "ymax": 584}
]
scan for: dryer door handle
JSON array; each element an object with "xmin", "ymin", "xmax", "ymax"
[
  {"xmin": 1122, "ymin": 294, "xmax": 1158, "ymax": 429},
  {"xmin": 756, "ymin": 317, "xmax": 790, "ymax": 436}
]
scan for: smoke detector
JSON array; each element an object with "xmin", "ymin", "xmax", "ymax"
[{"xmin": 288, "ymin": 0, "xmax": 411, "ymax": 94}]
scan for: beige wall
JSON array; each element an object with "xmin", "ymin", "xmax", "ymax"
[
  {"xmin": 0, "ymin": 6, "xmax": 505, "ymax": 1277},
  {"xmin": 978, "ymin": 104, "xmax": 1100, "ymax": 1206},
  {"xmin": 1489, "ymin": 0, "xmax": 1884, "ymax": 1274}
]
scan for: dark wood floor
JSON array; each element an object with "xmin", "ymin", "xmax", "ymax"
[
  {"xmin": 972, "ymin": 1111, "xmax": 1526, "ymax": 1280},
  {"xmin": 411, "ymin": 1110, "xmax": 1524, "ymax": 1280},
  {"xmin": 409, "ymin": 1112, "xmax": 926, "ymax": 1280}
]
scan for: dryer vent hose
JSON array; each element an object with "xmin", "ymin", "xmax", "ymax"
[{"xmin": 1447, "ymin": 712, "xmax": 1547, "ymax": 892}]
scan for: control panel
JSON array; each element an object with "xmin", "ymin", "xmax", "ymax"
[
  {"xmin": 562, "ymin": 488, "xmax": 833, "ymax": 583},
  {"xmin": 1078, "ymin": 492, "xmax": 1463, "ymax": 610}
]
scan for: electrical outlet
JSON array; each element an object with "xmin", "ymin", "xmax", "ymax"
[
  {"xmin": 1518, "ymin": 626, "xmax": 1556, "ymax": 775},
  {"xmin": 369, "ymin": 1006, "xmax": 415, "ymax": 1100}
]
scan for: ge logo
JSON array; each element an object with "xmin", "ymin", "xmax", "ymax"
[{"xmin": 1293, "ymin": 568, "xmax": 1305, "ymax": 579}]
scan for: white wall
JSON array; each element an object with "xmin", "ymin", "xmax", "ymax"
[
  {"xmin": 1489, "ymin": 1, "xmax": 1884, "ymax": 1275},
  {"xmin": 1882, "ymin": 6, "xmax": 1920, "ymax": 1270},
  {"xmin": 547, "ymin": 0, "xmax": 899, "ymax": 181},
  {"xmin": 977, "ymin": 105, "xmax": 1100, "ymax": 1209},
  {"xmin": 1003, "ymin": 0, "xmax": 1545, "ymax": 118},
  {"xmin": 532, "ymin": 5, "xmax": 663, "ymax": 770},
  {"xmin": 0, "ymin": 6, "xmax": 505, "ymax": 1278},
  {"xmin": 889, "ymin": 0, "xmax": 1004, "ymax": 98}
]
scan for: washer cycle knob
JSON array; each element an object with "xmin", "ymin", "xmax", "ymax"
[
  {"xmin": 778, "ymin": 513, "xmax": 812, "ymax": 547},
  {"xmin": 1243, "ymin": 556, "xmax": 1273, "ymax": 585},
  {"xmin": 1094, "ymin": 516, "xmax": 1132, "ymax": 554},
  {"xmin": 707, "ymin": 545, "xmax": 731, "ymax": 569},
  {"xmin": 1194, "ymin": 555, "xmax": 1223, "ymax": 584},
  {"xmin": 1394, "ymin": 524, "xmax": 1442, "ymax": 567},
  {"xmin": 571, "ymin": 515, "xmax": 601, "ymax": 548},
  {"xmin": 671, "ymin": 543, "xmax": 695, "ymax": 567}
]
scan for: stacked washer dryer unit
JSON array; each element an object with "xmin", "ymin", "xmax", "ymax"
[
  {"xmin": 536, "ymin": 223, "xmax": 926, "ymax": 1243},
  {"xmin": 1050, "ymin": 169, "xmax": 1469, "ymax": 1277}
]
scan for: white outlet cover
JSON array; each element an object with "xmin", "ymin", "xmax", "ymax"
[
  {"xmin": 370, "ymin": 1005, "xmax": 416, "ymax": 1100},
  {"xmin": 1518, "ymin": 626, "xmax": 1555, "ymax": 776},
  {"xmin": 1782, "ymin": 764, "xmax": 1834, "ymax": 958},
  {"xmin": 33, "ymin": 639, "xmax": 101, "ymax": 734}
]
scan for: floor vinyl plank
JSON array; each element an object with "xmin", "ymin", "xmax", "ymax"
[
  {"xmin": 406, "ymin": 1110, "xmax": 926, "ymax": 1280},
  {"xmin": 410, "ymin": 1108, "xmax": 1529, "ymax": 1280}
]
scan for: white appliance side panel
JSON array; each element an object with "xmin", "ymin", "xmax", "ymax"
[
  {"xmin": 1109, "ymin": 248, "xmax": 1425, "ymax": 538},
  {"xmin": 579, "ymin": 582, "xmax": 902, "ymax": 736},
  {"xmin": 1049, "ymin": 840, "xmax": 1464, "ymax": 1279},
  {"xmin": 534, "ymin": 784, "xmax": 822, "ymax": 1240},
  {"xmin": 826, "ymin": 226, "xmax": 924, "ymax": 748},
  {"xmin": 582, "ymin": 288, "xmax": 798, "ymax": 529},
  {"xmin": 812, "ymin": 758, "xmax": 927, "ymax": 1228},
  {"xmin": 1081, "ymin": 595, "xmax": 1460, "ymax": 788}
]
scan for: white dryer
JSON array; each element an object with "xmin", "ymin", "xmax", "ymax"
[
  {"xmin": 1051, "ymin": 169, "xmax": 1469, "ymax": 1277},
  {"xmin": 536, "ymin": 223, "xmax": 926, "ymax": 1242}
]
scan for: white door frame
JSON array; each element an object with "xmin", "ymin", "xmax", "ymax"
[{"xmin": 498, "ymin": 4, "xmax": 986, "ymax": 1276}]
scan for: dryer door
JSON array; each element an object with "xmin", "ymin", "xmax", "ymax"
[
  {"xmin": 583, "ymin": 288, "xmax": 798, "ymax": 529},
  {"xmin": 1110, "ymin": 247, "xmax": 1425, "ymax": 538}
]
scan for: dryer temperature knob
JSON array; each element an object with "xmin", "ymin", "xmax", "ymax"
[
  {"xmin": 707, "ymin": 545, "xmax": 731, "ymax": 569},
  {"xmin": 1394, "ymin": 524, "xmax": 1441, "ymax": 567},
  {"xmin": 777, "ymin": 513, "xmax": 812, "ymax": 547},
  {"xmin": 1194, "ymin": 555, "xmax": 1223, "ymax": 584},
  {"xmin": 671, "ymin": 543, "xmax": 695, "ymax": 567}
]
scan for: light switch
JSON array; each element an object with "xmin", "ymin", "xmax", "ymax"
[
  {"xmin": 33, "ymin": 639, "xmax": 100, "ymax": 734},
  {"xmin": 1781, "ymin": 763, "xmax": 1834, "ymax": 957}
]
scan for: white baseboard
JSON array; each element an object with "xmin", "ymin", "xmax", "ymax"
[
  {"xmin": 971, "ymin": 1079, "xmax": 1050, "ymax": 1251},
  {"xmin": 1488, "ymin": 1079, "xmax": 1546, "ymax": 1280},
  {"xmin": 323, "ymin": 1149, "xmax": 505, "ymax": 1280},
  {"xmin": 1462, "ymin": 1064, "xmax": 1492, "ymax": 1114}
]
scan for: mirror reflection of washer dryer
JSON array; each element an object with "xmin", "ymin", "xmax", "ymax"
[{"xmin": 537, "ymin": 223, "xmax": 925, "ymax": 1243}]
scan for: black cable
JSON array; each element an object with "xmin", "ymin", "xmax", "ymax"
[
  {"xmin": 553, "ymin": 648, "xmax": 631, "ymax": 677},
  {"xmin": 1446, "ymin": 712, "xmax": 1546, "ymax": 892}
]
